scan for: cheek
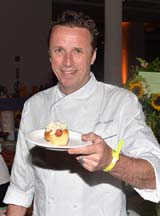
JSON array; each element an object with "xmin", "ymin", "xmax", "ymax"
[
  {"xmin": 76, "ymin": 56, "xmax": 90, "ymax": 67},
  {"xmin": 79, "ymin": 58, "xmax": 92, "ymax": 74},
  {"xmin": 50, "ymin": 58, "xmax": 61, "ymax": 71},
  {"xmin": 51, "ymin": 57, "xmax": 60, "ymax": 65},
  {"xmin": 50, "ymin": 62, "xmax": 59, "ymax": 78}
]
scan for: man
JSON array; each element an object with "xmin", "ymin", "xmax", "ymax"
[{"xmin": 4, "ymin": 10, "xmax": 160, "ymax": 216}]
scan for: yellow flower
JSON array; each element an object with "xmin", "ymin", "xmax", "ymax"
[
  {"xmin": 129, "ymin": 81, "xmax": 144, "ymax": 98},
  {"xmin": 151, "ymin": 94, "xmax": 160, "ymax": 111}
]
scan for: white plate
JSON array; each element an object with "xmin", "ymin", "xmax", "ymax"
[{"xmin": 26, "ymin": 129, "xmax": 92, "ymax": 151}]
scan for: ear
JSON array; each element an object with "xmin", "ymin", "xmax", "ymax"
[
  {"xmin": 91, "ymin": 49, "xmax": 97, "ymax": 65},
  {"xmin": 48, "ymin": 49, "xmax": 52, "ymax": 63}
]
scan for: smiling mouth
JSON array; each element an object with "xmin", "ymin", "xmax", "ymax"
[
  {"xmin": 63, "ymin": 71, "xmax": 73, "ymax": 74},
  {"xmin": 61, "ymin": 69, "xmax": 76, "ymax": 74}
]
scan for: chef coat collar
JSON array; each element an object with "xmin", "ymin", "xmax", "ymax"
[{"xmin": 55, "ymin": 72, "xmax": 98, "ymax": 100}]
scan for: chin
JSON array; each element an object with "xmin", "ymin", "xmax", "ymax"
[
  {"xmin": 61, "ymin": 79, "xmax": 76, "ymax": 88},
  {"xmin": 60, "ymin": 84, "xmax": 78, "ymax": 94}
]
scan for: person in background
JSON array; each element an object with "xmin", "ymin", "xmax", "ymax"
[
  {"xmin": 4, "ymin": 10, "xmax": 160, "ymax": 216},
  {"xmin": 0, "ymin": 154, "xmax": 9, "ymax": 216}
]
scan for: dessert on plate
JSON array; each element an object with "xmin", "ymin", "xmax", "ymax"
[{"xmin": 44, "ymin": 121, "xmax": 69, "ymax": 146}]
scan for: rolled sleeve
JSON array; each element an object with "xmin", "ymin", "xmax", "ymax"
[
  {"xmin": 4, "ymin": 182, "xmax": 33, "ymax": 207},
  {"xmin": 134, "ymin": 153, "xmax": 160, "ymax": 203},
  {"xmin": 119, "ymin": 93, "xmax": 160, "ymax": 203}
]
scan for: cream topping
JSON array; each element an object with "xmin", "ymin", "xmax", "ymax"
[{"xmin": 45, "ymin": 121, "xmax": 67, "ymax": 135}]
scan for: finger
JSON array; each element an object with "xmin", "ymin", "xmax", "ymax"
[
  {"xmin": 82, "ymin": 132, "xmax": 102, "ymax": 143},
  {"xmin": 77, "ymin": 156, "xmax": 85, "ymax": 165},
  {"xmin": 77, "ymin": 157, "xmax": 98, "ymax": 172},
  {"xmin": 76, "ymin": 154, "xmax": 97, "ymax": 162},
  {"xmin": 68, "ymin": 133, "xmax": 103, "ymax": 155},
  {"xmin": 76, "ymin": 155, "xmax": 98, "ymax": 167},
  {"xmin": 68, "ymin": 144, "xmax": 94, "ymax": 155}
]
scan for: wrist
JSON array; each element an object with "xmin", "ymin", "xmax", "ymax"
[{"xmin": 103, "ymin": 139, "xmax": 124, "ymax": 172}]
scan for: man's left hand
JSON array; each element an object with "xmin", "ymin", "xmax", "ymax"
[{"xmin": 68, "ymin": 132, "xmax": 112, "ymax": 172}]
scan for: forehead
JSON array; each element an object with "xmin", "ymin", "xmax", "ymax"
[{"xmin": 49, "ymin": 25, "xmax": 92, "ymax": 47}]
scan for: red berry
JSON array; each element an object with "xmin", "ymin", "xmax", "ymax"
[{"xmin": 55, "ymin": 129, "xmax": 63, "ymax": 137}]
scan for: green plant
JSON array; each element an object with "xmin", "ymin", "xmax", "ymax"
[
  {"xmin": 136, "ymin": 57, "xmax": 160, "ymax": 72},
  {"xmin": 125, "ymin": 58, "xmax": 160, "ymax": 142}
]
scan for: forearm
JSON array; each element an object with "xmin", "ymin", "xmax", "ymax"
[
  {"xmin": 68, "ymin": 133, "xmax": 157, "ymax": 189},
  {"xmin": 7, "ymin": 204, "xmax": 27, "ymax": 216},
  {"xmin": 110, "ymin": 154, "xmax": 156, "ymax": 189}
]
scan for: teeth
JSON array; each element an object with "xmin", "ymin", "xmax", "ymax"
[
  {"xmin": 63, "ymin": 71, "xmax": 72, "ymax": 73},
  {"xmin": 62, "ymin": 69, "xmax": 75, "ymax": 73}
]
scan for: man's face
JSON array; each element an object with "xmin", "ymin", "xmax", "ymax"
[{"xmin": 49, "ymin": 26, "xmax": 96, "ymax": 95}]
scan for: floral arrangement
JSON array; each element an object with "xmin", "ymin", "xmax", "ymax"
[
  {"xmin": 135, "ymin": 57, "xmax": 160, "ymax": 72},
  {"xmin": 125, "ymin": 57, "xmax": 160, "ymax": 142}
]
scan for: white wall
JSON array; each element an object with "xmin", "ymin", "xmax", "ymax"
[{"xmin": 0, "ymin": 0, "xmax": 52, "ymax": 94}]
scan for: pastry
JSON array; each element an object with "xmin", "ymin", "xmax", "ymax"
[{"xmin": 44, "ymin": 121, "xmax": 69, "ymax": 146}]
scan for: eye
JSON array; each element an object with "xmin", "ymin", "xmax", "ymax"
[
  {"xmin": 54, "ymin": 47, "xmax": 63, "ymax": 53},
  {"xmin": 74, "ymin": 48, "xmax": 83, "ymax": 54}
]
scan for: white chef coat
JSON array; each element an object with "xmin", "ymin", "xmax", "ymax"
[
  {"xmin": 4, "ymin": 73, "xmax": 160, "ymax": 216},
  {"xmin": 0, "ymin": 154, "xmax": 10, "ymax": 185}
]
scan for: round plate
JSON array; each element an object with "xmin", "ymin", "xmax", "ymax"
[{"xmin": 26, "ymin": 129, "xmax": 92, "ymax": 151}]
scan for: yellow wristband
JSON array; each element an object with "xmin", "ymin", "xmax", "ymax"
[{"xmin": 103, "ymin": 139, "xmax": 124, "ymax": 172}]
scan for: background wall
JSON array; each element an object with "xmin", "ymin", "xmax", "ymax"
[
  {"xmin": 1, "ymin": 1, "xmax": 159, "ymax": 95},
  {"xmin": 0, "ymin": 0, "xmax": 52, "ymax": 95}
]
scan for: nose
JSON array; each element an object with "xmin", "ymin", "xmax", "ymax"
[{"xmin": 63, "ymin": 52, "xmax": 73, "ymax": 67}]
